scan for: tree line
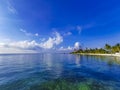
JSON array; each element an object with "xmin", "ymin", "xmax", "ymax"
[{"xmin": 71, "ymin": 43, "xmax": 120, "ymax": 54}]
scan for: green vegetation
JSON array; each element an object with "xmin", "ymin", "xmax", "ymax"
[
  {"xmin": 30, "ymin": 79, "xmax": 112, "ymax": 90},
  {"xmin": 71, "ymin": 43, "xmax": 120, "ymax": 54}
]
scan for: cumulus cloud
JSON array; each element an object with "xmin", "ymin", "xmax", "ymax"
[
  {"xmin": 9, "ymin": 40, "xmax": 38, "ymax": 49},
  {"xmin": 40, "ymin": 32, "xmax": 63, "ymax": 49},
  {"xmin": 74, "ymin": 42, "xmax": 80, "ymax": 50},
  {"xmin": 0, "ymin": 32, "xmax": 63, "ymax": 53},
  {"xmin": 0, "ymin": 40, "xmax": 39, "ymax": 50},
  {"xmin": 59, "ymin": 46, "xmax": 73, "ymax": 51},
  {"xmin": 59, "ymin": 42, "xmax": 80, "ymax": 51},
  {"xmin": 0, "ymin": 41, "xmax": 38, "ymax": 53}
]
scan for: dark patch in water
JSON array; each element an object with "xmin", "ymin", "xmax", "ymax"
[{"xmin": 30, "ymin": 79, "xmax": 113, "ymax": 90}]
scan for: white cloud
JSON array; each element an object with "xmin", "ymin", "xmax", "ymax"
[
  {"xmin": 0, "ymin": 40, "xmax": 39, "ymax": 50},
  {"xmin": 59, "ymin": 46, "xmax": 73, "ymax": 51},
  {"xmin": 7, "ymin": 1, "xmax": 17, "ymax": 14},
  {"xmin": 20, "ymin": 29, "xmax": 26, "ymax": 33},
  {"xmin": 59, "ymin": 46, "xmax": 64, "ymax": 50},
  {"xmin": 67, "ymin": 46, "xmax": 73, "ymax": 50},
  {"xmin": 0, "ymin": 41, "xmax": 38, "ymax": 53},
  {"xmin": 0, "ymin": 32, "xmax": 63, "ymax": 53},
  {"xmin": 41, "ymin": 37, "xmax": 55, "ymax": 49},
  {"xmin": 40, "ymin": 32, "xmax": 63, "ymax": 49},
  {"xmin": 40, "ymin": 38, "xmax": 46, "ymax": 42},
  {"xmin": 74, "ymin": 42, "xmax": 80, "ymax": 50},
  {"xmin": 54, "ymin": 32, "xmax": 63, "ymax": 45},
  {"xmin": 76, "ymin": 26, "xmax": 82, "ymax": 34},
  {"xmin": 9, "ymin": 40, "xmax": 38, "ymax": 49},
  {"xmin": 35, "ymin": 33, "xmax": 39, "ymax": 36},
  {"xmin": 75, "ymin": 23, "xmax": 94, "ymax": 34},
  {"xmin": 20, "ymin": 29, "xmax": 32, "ymax": 36},
  {"xmin": 59, "ymin": 42, "xmax": 80, "ymax": 51},
  {"xmin": 64, "ymin": 32, "xmax": 72, "ymax": 36},
  {"xmin": 20, "ymin": 29, "xmax": 39, "ymax": 37}
]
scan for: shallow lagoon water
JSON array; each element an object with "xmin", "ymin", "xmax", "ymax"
[{"xmin": 0, "ymin": 53, "xmax": 120, "ymax": 90}]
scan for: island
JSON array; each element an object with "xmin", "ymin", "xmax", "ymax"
[{"xmin": 71, "ymin": 43, "xmax": 120, "ymax": 57}]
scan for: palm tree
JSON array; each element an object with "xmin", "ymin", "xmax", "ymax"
[
  {"xmin": 115, "ymin": 43, "xmax": 120, "ymax": 52},
  {"xmin": 105, "ymin": 44, "xmax": 111, "ymax": 53},
  {"xmin": 112, "ymin": 43, "xmax": 120, "ymax": 53}
]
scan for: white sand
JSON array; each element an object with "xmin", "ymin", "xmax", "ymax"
[{"xmin": 76, "ymin": 53, "xmax": 120, "ymax": 57}]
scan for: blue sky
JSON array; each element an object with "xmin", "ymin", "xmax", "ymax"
[{"xmin": 0, "ymin": 0, "xmax": 120, "ymax": 53}]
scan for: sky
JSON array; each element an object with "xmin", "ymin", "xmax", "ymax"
[{"xmin": 0, "ymin": 0, "xmax": 120, "ymax": 53}]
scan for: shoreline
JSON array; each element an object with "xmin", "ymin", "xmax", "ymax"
[{"xmin": 72, "ymin": 53, "xmax": 120, "ymax": 57}]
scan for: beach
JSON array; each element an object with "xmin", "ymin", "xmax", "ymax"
[{"xmin": 74, "ymin": 53, "xmax": 120, "ymax": 57}]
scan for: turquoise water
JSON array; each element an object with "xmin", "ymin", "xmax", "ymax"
[{"xmin": 0, "ymin": 54, "xmax": 120, "ymax": 90}]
